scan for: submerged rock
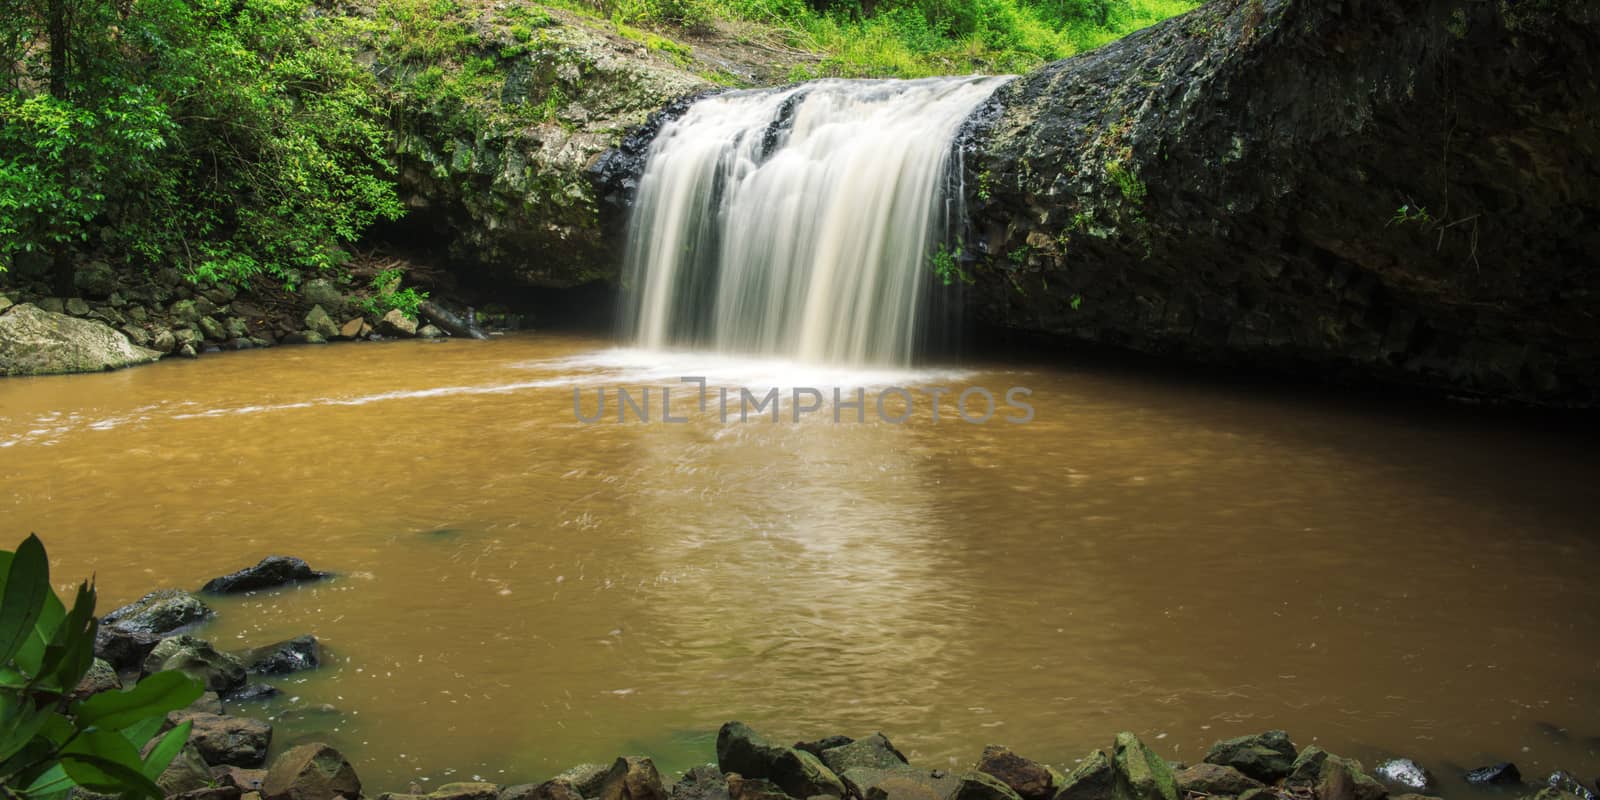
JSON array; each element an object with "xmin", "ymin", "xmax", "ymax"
[
  {"xmin": 1202, "ymin": 731, "xmax": 1297, "ymax": 784},
  {"xmin": 202, "ymin": 556, "xmax": 330, "ymax": 594},
  {"xmin": 242, "ymin": 635, "xmax": 321, "ymax": 675},
  {"xmin": 1375, "ymin": 759, "xmax": 1435, "ymax": 792},
  {"xmin": 104, "ymin": 588, "xmax": 213, "ymax": 634},
  {"xmin": 1174, "ymin": 763, "xmax": 1264, "ymax": 796},
  {"xmin": 1466, "ymin": 763, "xmax": 1523, "ymax": 787},
  {"xmin": 976, "ymin": 746, "xmax": 1055, "ymax": 800},
  {"xmin": 261, "ymin": 743, "xmax": 361, "ymax": 800},
  {"xmin": 144, "ymin": 635, "xmax": 248, "ymax": 694}
]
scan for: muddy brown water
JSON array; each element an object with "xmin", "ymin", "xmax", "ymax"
[{"xmin": 2, "ymin": 334, "xmax": 1597, "ymax": 792}]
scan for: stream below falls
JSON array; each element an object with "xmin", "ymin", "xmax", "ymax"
[{"xmin": 1, "ymin": 334, "xmax": 1598, "ymax": 791}]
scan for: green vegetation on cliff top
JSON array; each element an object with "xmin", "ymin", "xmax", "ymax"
[{"xmin": 0, "ymin": 0, "xmax": 1192, "ymax": 285}]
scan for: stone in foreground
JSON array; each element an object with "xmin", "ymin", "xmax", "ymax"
[
  {"xmin": 717, "ymin": 722, "xmax": 847, "ymax": 799},
  {"xmin": 0, "ymin": 303, "xmax": 160, "ymax": 376},
  {"xmin": 242, "ymin": 635, "xmax": 321, "ymax": 675},
  {"xmin": 1202, "ymin": 731, "xmax": 1297, "ymax": 783},
  {"xmin": 144, "ymin": 635, "xmax": 248, "ymax": 693},
  {"xmin": 976, "ymin": 745, "xmax": 1055, "ymax": 800},
  {"xmin": 821, "ymin": 734, "xmax": 909, "ymax": 774},
  {"xmin": 599, "ymin": 756, "xmax": 668, "ymax": 800},
  {"xmin": 1112, "ymin": 733, "xmax": 1178, "ymax": 800},
  {"xmin": 203, "ymin": 556, "xmax": 331, "ymax": 594},
  {"xmin": 262, "ymin": 743, "xmax": 362, "ymax": 800},
  {"xmin": 1174, "ymin": 764, "xmax": 1264, "ymax": 796},
  {"xmin": 1375, "ymin": 759, "xmax": 1434, "ymax": 792},
  {"xmin": 171, "ymin": 711, "xmax": 274, "ymax": 767},
  {"xmin": 1053, "ymin": 751, "xmax": 1114, "ymax": 800}
]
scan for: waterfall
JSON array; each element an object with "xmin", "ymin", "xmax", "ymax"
[{"xmin": 621, "ymin": 76, "xmax": 1012, "ymax": 367}]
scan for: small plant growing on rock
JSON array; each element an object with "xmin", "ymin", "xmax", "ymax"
[
  {"xmin": 0, "ymin": 535, "xmax": 205, "ymax": 800},
  {"xmin": 360, "ymin": 267, "xmax": 429, "ymax": 320},
  {"xmin": 929, "ymin": 243, "xmax": 973, "ymax": 286}
]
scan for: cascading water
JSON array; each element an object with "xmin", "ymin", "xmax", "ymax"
[{"xmin": 621, "ymin": 76, "xmax": 1012, "ymax": 367}]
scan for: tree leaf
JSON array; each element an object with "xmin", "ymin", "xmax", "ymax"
[
  {"xmin": 0, "ymin": 534, "xmax": 52, "ymax": 665},
  {"xmin": 61, "ymin": 735, "xmax": 164, "ymax": 800},
  {"xmin": 74, "ymin": 671, "xmax": 204, "ymax": 732},
  {"xmin": 139, "ymin": 720, "xmax": 191, "ymax": 780}
]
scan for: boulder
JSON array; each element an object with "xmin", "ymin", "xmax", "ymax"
[
  {"xmin": 1054, "ymin": 752, "xmax": 1114, "ymax": 800},
  {"xmin": 1375, "ymin": 760, "xmax": 1433, "ymax": 792},
  {"xmin": 36, "ymin": 297, "xmax": 65, "ymax": 313},
  {"xmin": 74, "ymin": 261, "xmax": 117, "ymax": 298},
  {"xmin": 226, "ymin": 317, "xmax": 250, "ymax": 339},
  {"xmin": 598, "ymin": 756, "xmax": 668, "ymax": 800},
  {"xmin": 202, "ymin": 556, "xmax": 330, "ymax": 594},
  {"xmin": 976, "ymin": 747, "xmax": 1054, "ymax": 800},
  {"xmin": 64, "ymin": 297, "xmax": 90, "ymax": 316},
  {"xmin": 1173, "ymin": 764, "xmax": 1263, "ymax": 796},
  {"xmin": 143, "ymin": 635, "xmax": 248, "ymax": 694},
  {"xmin": 102, "ymin": 589, "xmax": 213, "ymax": 636},
  {"xmin": 202, "ymin": 284, "xmax": 237, "ymax": 305},
  {"xmin": 261, "ymin": 744, "xmax": 361, "ymax": 800},
  {"xmin": 209, "ymin": 757, "xmax": 269, "ymax": 785},
  {"xmin": 0, "ymin": 292, "xmax": 13, "ymax": 313},
  {"xmin": 555, "ymin": 763, "xmax": 615, "ymax": 797},
  {"xmin": 72, "ymin": 657, "xmax": 122, "ymax": 699},
  {"xmin": 796, "ymin": 737, "xmax": 855, "ymax": 759},
  {"xmin": 1466, "ymin": 764, "xmax": 1523, "ymax": 787},
  {"xmin": 717, "ymin": 722, "xmax": 846, "ymax": 799},
  {"xmin": 178, "ymin": 342, "xmax": 199, "ymax": 358},
  {"xmin": 189, "ymin": 691, "xmax": 226, "ymax": 714},
  {"xmin": 1202, "ymin": 732, "xmax": 1297, "ymax": 784},
  {"xmin": 171, "ymin": 299, "xmax": 202, "ymax": 325},
  {"xmin": 952, "ymin": 772, "xmax": 1025, "ymax": 800},
  {"xmin": 200, "ymin": 316, "xmax": 227, "ymax": 341},
  {"xmin": 821, "ymin": 734, "xmax": 908, "ymax": 774},
  {"xmin": 158, "ymin": 745, "xmax": 216, "ymax": 797},
  {"xmin": 841, "ymin": 767, "xmax": 959, "ymax": 800},
  {"xmin": 301, "ymin": 279, "xmax": 345, "ymax": 313},
  {"xmin": 305, "ymin": 305, "xmax": 341, "ymax": 340},
  {"xmin": 378, "ymin": 309, "xmax": 418, "ymax": 337},
  {"xmin": 170, "ymin": 711, "xmax": 273, "ymax": 767},
  {"xmin": 670, "ymin": 766, "xmax": 731, "ymax": 800},
  {"xmin": 337, "ymin": 318, "xmax": 365, "ymax": 340},
  {"xmin": 241, "ymin": 635, "xmax": 320, "ymax": 675},
  {"xmin": 151, "ymin": 328, "xmax": 177, "ymax": 353},
  {"xmin": 1315, "ymin": 757, "xmax": 1387, "ymax": 800},
  {"xmin": 1112, "ymin": 733, "xmax": 1177, "ymax": 800},
  {"xmin": 417, "ymin": 324, "xmax": 445, "ymax": 338},
  {"xmin": 0, "ymin": 303, "xmax": 161, "ymax": 376},
  {"xmin": 282, "ymin": 331, "xmax": 326, "ymax": 345}
]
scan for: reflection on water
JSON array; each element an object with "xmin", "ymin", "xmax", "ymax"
[{"xmin": 1, "ymin": 334, "xmax": 1597, "ymax": 791}]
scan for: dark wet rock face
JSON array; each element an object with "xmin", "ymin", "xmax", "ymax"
[
  {"xmin": 243, "ymin": 635, "xmax": 321, "ymax": 675},
  {"xmin": 963, "ymin": 0, "xmax": 1600, "ymax": 406},
  {"xmin": 228, "ymin": 683, "xmax": 283, "ymax": 703},
  {"xmin": 1466, "ymin": 763, "xmax": 1523, "ymax": 786},
  {"xmin": 796, "ymin": 737, "xmax": 855, "ymax": 760},
  {"xmin": 1375, "ymin": 759, "xmax": 1435, "ymax": 792},
  {"xmin": 1112, "ymin": 733, "xmax": 1178, "ymax": 800},
  {"xmin": 203, "ymin": 556, "xmax": 330, "ymax": 594},
  {"xmin": 599, "ymin": 756, "xmax": 669, "ymax": 800},
  {"xmin": 1202, "ymin": 731, "xmax": 1297, "ymax": 784}
]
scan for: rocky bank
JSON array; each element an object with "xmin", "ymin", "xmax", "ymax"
[{"xmin": 960, "ymin": 0, "xmax": 1600, "ymax": 405}]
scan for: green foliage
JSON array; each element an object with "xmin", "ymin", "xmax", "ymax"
[
  {"xmin": 929, "ymin": 242, "xmax": 972, "ymax": 286},
  {"xmin": 1389, "ymin": 204, "xmax": 1433, "ymax": 226},
  {"xmin": 0, "ymin": 0, "xmax": 403, "ymax": 282},
  {"xmin": 1105, "ymin": 157, "xmax": 1146, "ymax": 205},
  {"xmin": 0, "ymin": 535, "xmax": 205, "ymax": 800},
  {"xmin": 1070, "ymin": 293, "xmax": 1083, "ymax": 310},
  {"xmin": 360, "ymin": 268, "xmax": 429, "ymax": 320}
]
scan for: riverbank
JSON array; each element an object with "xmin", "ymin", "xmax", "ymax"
[{"xmin": 0, "ymin": 256, "xmax": 506, "ymax": 377}]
